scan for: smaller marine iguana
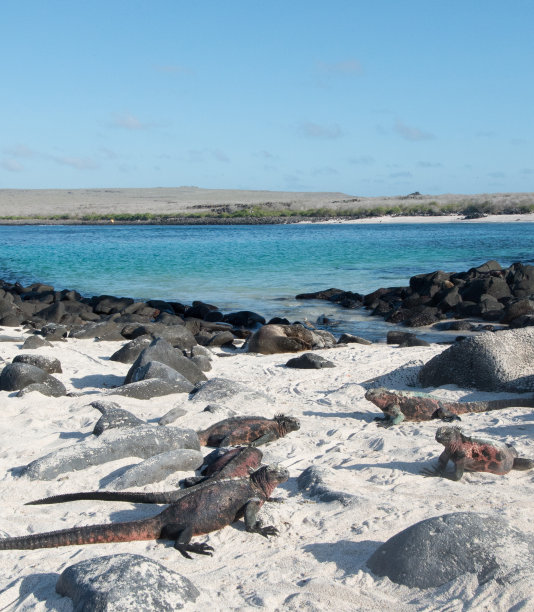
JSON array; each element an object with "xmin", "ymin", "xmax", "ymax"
[
  {"xmin": 197, "ymin": 414, "xmax": 300, "ymax": 447},
  {"xmin": 421, "ymin": 426, "xmax": 534, "ymax": 481},
  {"xmin": 26, "ymin": 446, "xmax": 264, "ymax": 506},
  {"xmin": 365, "ymin": 387, "xmax": 534, "ymax": 427},
  {"xmin": 0, "ymin": 464, "xmax": 289, "ymax": 557}
]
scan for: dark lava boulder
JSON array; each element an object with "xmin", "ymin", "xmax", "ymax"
[
  {"xmin": 419, "ymin": 327, "xmax": 534, "ymax": 391},
  {"xmin": 0, "ymin": 362, "xmax": 66, "ymax": 395},
  {"xmin": 367, "ymin": 512, "xmax": 534, "ymax": 588},
  {"xmin": 285, "ymin": 353, "xmax": 335, "ymax": 369},
  {"xmin": 56, "ymin": 553, "xmax": 199, "ymax": 610},
  {"xmin": 13, "ymin": 354, "xmax": 62, "ymax": 374}
]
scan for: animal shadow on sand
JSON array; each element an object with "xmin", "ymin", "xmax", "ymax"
[
  {"xmin": 304, "ymin": 409, "xmax": 375, "ymax": 423},
  {"xmin": 302, "ymin": 539, "xmax": 380, "ymax": 576},
  {"xmin": 337, "ymin": 460, "xmax": 422, "ymax": 476},
  {"xmin": 70, "ymin": 374, "xmax": 125, "ymax": 390}
]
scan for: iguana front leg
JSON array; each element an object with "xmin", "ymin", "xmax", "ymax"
[
  {"xmin": 374, "ymin": 403, "xmax": 404, "ymax": 428},
  {"xmin": 160, "ymin": 523, "xmax": 214, "ymax": 559},
  {"xmin": 421, "ymin": 449, "xmax": 465, "ymax": 481},
  {"xmin": 244, "ymin": 498, "xmax": 278, "ymax": 537}
]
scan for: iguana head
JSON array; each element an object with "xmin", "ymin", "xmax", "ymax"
[
  {"xmin": 275, "ymin": 414, "xmax": 300, "ymax": 434},
  {"xmin": 251, "ymin": 464, "xmax": 289, "ymax": 496},
  {"xmin": 435, "ymin": 425, "xmax": 463, "ymax": 446}
]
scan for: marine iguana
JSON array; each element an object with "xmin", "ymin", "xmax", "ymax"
[
  {"xmin": 0, "ymin": 464, "xmax": 289, "ymax": 558},
  {"xmin": 421, "ymin": 426, "xmax": 534, "ymax": 481},
  {"xmin": 365, "ymin": 387, "xmax": 534, "ymax": 427},
  {"xmin": 26, "ymin": 446, "xmax": 264, "ymax": 506},
  {"xmin": 197, "ymin": 414, "xmax": 300, "ymax": 447}
]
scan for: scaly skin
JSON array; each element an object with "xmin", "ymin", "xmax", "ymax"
[
  {"xmin": 421, "ymin": 426, "xmax": 534, "ymax": 480},
  {"xmin": 197, "ymin": 414, "xmax": 300, "ymax": 447},
  {"xmin": 0, "ymin": 464, "xmax": 289, "ymax": 558},
  {"xmin": 26, "ymin": 446, "xmax": 263, "ymax": 506},
  {"xmin": 365, "ymin": 387, "xmax": 534, "ymax": 427}
]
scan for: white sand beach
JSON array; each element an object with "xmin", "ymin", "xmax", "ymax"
[{"xmin": 0, "ymin": 331, "xmax": 533, "ymax": 610}]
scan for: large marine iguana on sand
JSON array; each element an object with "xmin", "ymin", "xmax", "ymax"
[
  {"xmin": 421, "ymin": 425, "xmax": 534, "ymax": 481},
  {"xmin": 365, "ymin": 387, "xmax": 534, "ymax": 427},
  {"xmin": 26, "ymin": 446, "xmax": 264, "ymax": 506},
  {"xmin": 197, "ymin": 414, "xmax": 300, "ymax": 447},
  {"xmin": 0, "ymin": 464, "xmax": 289, "ymax": 558}
]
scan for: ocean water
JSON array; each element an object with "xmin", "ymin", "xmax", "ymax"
[{"xmin": 0, "ymin": 223, "xmax": 532, "ymax": 341}]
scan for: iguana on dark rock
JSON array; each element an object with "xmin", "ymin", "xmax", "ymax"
[
  {"xmin": 26, "ymin": 446, "xmax": 263, "ymax": 506},
  {"xmin": 197, "ymin": 414, "xmax": 300, "ymax": 447},
  {"xmin": 421, "ymin": 426, "xmax": 534, "ymax": 481},
  {"xmin": 365, "ymin": 387, "xmax": 534, "ymax": 427},
  {"xmin": 1, "ymin": 464, "xmax": 289, "ymax": 558}
]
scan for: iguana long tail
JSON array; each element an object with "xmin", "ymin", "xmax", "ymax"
[
  {"xmin": 26, "ymin": 490, "xmax": 180, "ymax": 505},
  {"xmin": 0, "ymin": 516, "xmax": 162, "ymax": 550},
  {"xmin": 446, "ymin": 397, "xmax": 534, "ymax": 415}
]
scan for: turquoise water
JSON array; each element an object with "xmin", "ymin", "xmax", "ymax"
[{"xmin": 0, "ymin": 223, "xmax": 532, "ymax": 340}]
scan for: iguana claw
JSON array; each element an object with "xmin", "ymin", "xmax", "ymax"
[{"xmin": 175, "ymin": 542, "xmax": 214, "ymax": 559}]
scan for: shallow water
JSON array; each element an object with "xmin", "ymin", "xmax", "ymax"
[{"xmin": 0, "ymin": 223, "xmax": 532, "ymax": 341}]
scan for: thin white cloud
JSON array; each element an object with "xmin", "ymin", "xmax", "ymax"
[
  {"xmin": 349, "ymin": 155, "xmax": 375, "ymax": 165},
  {"xmin": 53, "ymin": 156, "xmax": 98, "ymax": 170},
  {"xmin": 2, "ymin": 159, "xmax": 24, "ymax": 172},
  {"xmin": 317, "ymin": 59, "xmax": 363, "ymax": 75},
  {"xmin": 298, "ymin": 121, "xmax": 343, "ymax": 139},
  {"xmin": 111, "ymin": 113, "xmax": 148, "ymax": 130},
  {"xmin": 3, "ymin": 144, "xmax": 36, "ymax": 158},
  {"xmin": 185, "ymin": 148, "xmax": 229, "ymax": 163},
  {"xmin": 418, "ymin": 161, "xmax": 443, "ymax": 168},
  {"xmin": 312, "ymin": 166, "xmax": 339, "ymax": 176},
  {"xmin": 389, "ymin": 171, "xmax": 412, "ymax": 178},
  {"xmin": 212, "ymin": 149, "xmax": 229, "ymax": 163},
  {"xmin": 394, "ymin": 120, "xmax": 434, "ymax": 142},
  {"xmin": 488, "ymin": 171, "xmax": 506, "ymax": 178},
  {"xmin": 520, "ymin": 168, "xmax": 534, "ymax": 175}
]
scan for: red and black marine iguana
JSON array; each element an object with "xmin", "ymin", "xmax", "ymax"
[
  {"xmin": 365, "ymin": 387, "xmax": 534, "ymax": 427},
  {"xmin": 197, "ymin": 414, "xmax": 300, "ymax": 447},
  {"xmin": 0, "ymin": 464, "xmax": 289, "ymax": 558},
  {"xmin": 26, "ymin": 446, "xmax": 264, "ymax": 506},
  {"xmin": 421, "ymin": 425, "xmax": 534, "ymax": 480}
]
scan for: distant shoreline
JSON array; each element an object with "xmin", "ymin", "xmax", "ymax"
[
  {"xmin": 1, "ymin": 212, "xmax": 534, "ymax": 226},
  {"xmin": 1, "ymin": 187, "xmax": 533, "ymax": 225}
]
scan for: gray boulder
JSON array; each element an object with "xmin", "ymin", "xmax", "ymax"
[
  {"xmin": 191, "ymin": 377, "xmax": 271, "ymax": 404},
  {"xmin": 70, "ymin": 320, "xmax": 125, "ymax": 341},
  {"xmin": 109, "ymin": 378, "xmax": 194, "ymax": 399},
  {"xmin": 21, "ymin": 425, "xmax": 200, "ymax": 480},
  {"xmin": 126, "ymin": 323, "xmax": 196, "ymax": 350},
  {"xmin": 0, "ymin": 362, "xmax": 66, "ymax": 395},
  {"xmin": 91, "ymin": 400, "xmax": 145, "ymax": 435},
  {"xmin": 337, "ymin": 333, "xmax": 373, "ymax": 345},
  {"xmin": 297, "ymin": 466, "xmax": 357, "ymax": 505},
  {"xmin": 130, "ymin": 360, "xmax": 195, "ymax": 392},
  {"xmin": 21, "ymin": 335, "xmax": 53, "ymax": 349},
  {"xmin": 367, "ymin": 512, "xmax": 534, "ymax": 589},
  {"xmin": 108, "ymin": 449, "xmax": 204, "ymax": 489},
  {"xmin": 285, "ymin": 353, "xmax": 335, "ymax": 369},
  {"xmin": 16, "ymin": 379, "xmax": 67, "ymax": 398},
  {"xmin": 125, "ymin": 338, "xmax": 206, "ymax": 385},
  {"xmin": 56, "ymin": 553, "xmax": 199, "ymax": 610},
  {"xmin": 158, "ymin": 405, "xmax": 188, "ymax": 426},
  {"xmin": 109, "ymin": 335, "xmax": 152, "ymax": 363},
  {"xmin": 419, "ymin": 327, "xmax": 534, "ymax": 391},
  {"xmin": 13, "ymin": 353, "xmax": 62, "ymax": 373}
]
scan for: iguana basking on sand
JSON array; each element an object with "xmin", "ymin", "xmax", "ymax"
[
  {"xmin": 197, "ymin": 414, "xmax": 300, "ymax": 447},
  {"xmin": 365, "ymin": 387, "xmax": 534, "ymax": 427},
  {"xmin": 421, "ymin": 426, "xmax": 534, "ymax": 481},
  {"xmin": 26, "ymin": 446, "xmax": 264, "ymax": 506},
  {"xmin": 0, "ymin": 464, "xmax": 288, "ymax": 558}
]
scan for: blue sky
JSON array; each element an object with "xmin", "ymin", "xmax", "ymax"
[{"xmin": 1, "ymin": 1, "xmax": 533, "ymax": 196}]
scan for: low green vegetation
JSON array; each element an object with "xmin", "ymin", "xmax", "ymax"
[{"xmin": 1, "ymin": 200, "xmax": 533, "ymax": 223}]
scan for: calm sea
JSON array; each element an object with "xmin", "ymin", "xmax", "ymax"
[{"xmin": 0, "ymin": 223, "xmax": 532, "ymax": 341}]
